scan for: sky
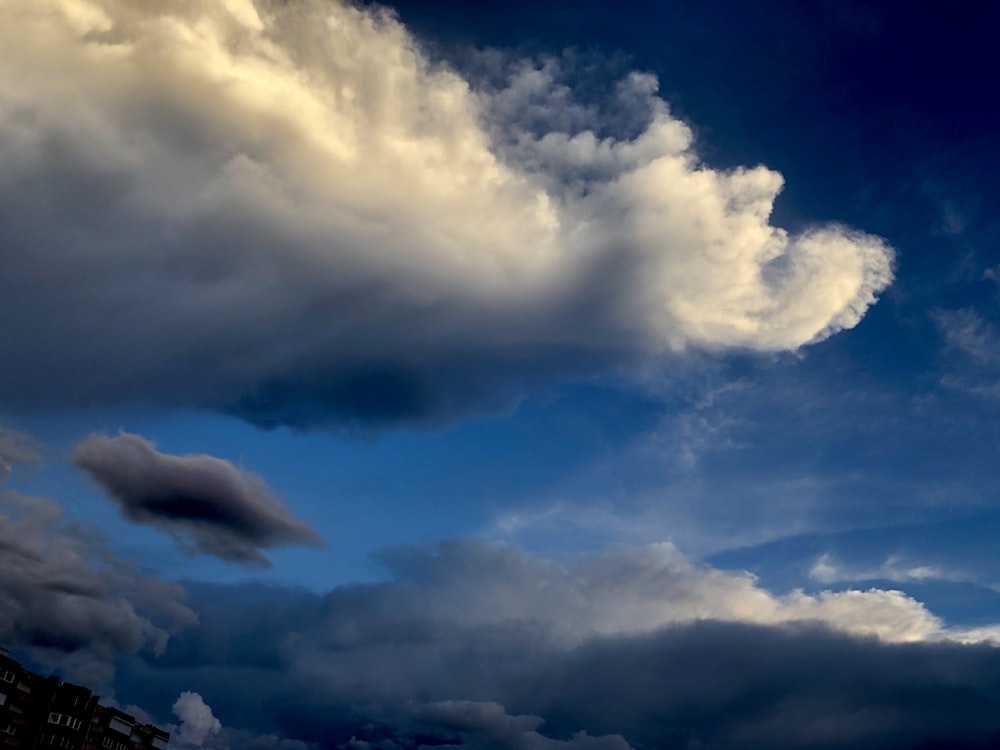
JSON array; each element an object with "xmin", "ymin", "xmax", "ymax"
[{"xmin": 2, "ymin": 0, "xmax": 1000, "ymax": 748}]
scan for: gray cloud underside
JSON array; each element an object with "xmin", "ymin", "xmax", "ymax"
[
  {"xmin": 0, "ymin": 0, "xmax": 893, "ymax": 428},
  {"xmin": 0, "ymin": 427, "xmax": 41, "ymax": 484},
  {"xmin": 0, "ymin": 488, "xmax": 195, "ymax": 687},
  {"xmin": 72, "ymin": 432, "xmax": 322, "ymax": 566},
  {"xmin": 105, "ymin": 542, "xmax": 1000, "ymax": 750}
]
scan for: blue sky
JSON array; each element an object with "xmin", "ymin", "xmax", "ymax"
[{"xmin": 2, "ymin": 1, "xmax": 1000, "ymax": 748}]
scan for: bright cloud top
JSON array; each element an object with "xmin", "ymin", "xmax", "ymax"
[
  {"xmin": 0, "ymin": 0, "xmax": 893, "ymax": 427},
  {"xmin": 329, "ymin": 541, "xmax": 944, "ymax": 647}
]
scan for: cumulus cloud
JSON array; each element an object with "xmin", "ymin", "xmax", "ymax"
[
  {"xmin": 173, "ymin": 691, "xmax": 223, "ymax": 747},
  {"xmin": 0, "ymin": 458, "xmax": 196, "ymax": 685},
  {"xmin": 0, "ymin": 0, "xmax": 893, "ymax": 428},
  {"xmin": 169, "ymin": 689, "xmax": 315, "ymax": 750},
  {"xmin": 112, "ymin": 541, "xmax": 1000, "ymax": 750},
  {"xmin": 72, "ymin": 432, "xmax": 322, "ymax": 567},
  {"xmin": 305, "ymin": 541, "xmax": 944, "ymax": 647}
]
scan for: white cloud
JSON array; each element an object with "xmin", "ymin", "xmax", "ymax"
[
  {"xmin": 809, "ymin": 552, "xmax": 962, "ymax": 586},
  {"xmin": 0, "ymin": 0, "xmax": 893, "ymax": 427},
  {"xmin": 173, "ymin": 691, "xmax": 222, "ymax": 747}
]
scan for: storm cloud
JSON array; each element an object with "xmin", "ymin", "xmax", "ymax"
[
  {"xmin": 0, "ymin": 0, "xmax": 892, "ymax": 428},
  {"xmin": 0, "ymin": 441, "xmax": 195, "ymax": 686},
  {"xmin": 107, "ymin": 541, "xmax": 1000, "ymax": 750},
  {"xmin": 72, "ymin": 432, "xmax": 322, "ymax": 566}
]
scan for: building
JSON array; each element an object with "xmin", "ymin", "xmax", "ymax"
[
  {"xmin": 0, "ymin": 650, "xmax": 168, "ymax": 750},
  {"xmin": 84, "ymin": 706, "xmax": 169, "ymax": 750}
]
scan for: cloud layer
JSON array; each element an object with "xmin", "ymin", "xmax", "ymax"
[
  {"xmin": 113, "ymin": 541, "xmax": 1000, "ymax": 750},
  {"xmin": 0, "ymin": 0, "xmax": 892, "ymax": 428},
  {"xmin": 73, "ymin": 432, "xmax": 322, "ymax": 566}
]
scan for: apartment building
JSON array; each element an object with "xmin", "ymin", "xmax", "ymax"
[{"xmin": 0, "ymin": 651, "xmax": 169, "ymax": 750}]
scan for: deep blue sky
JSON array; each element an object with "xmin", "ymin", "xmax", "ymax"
[{"xmin": 2, "ymin": 2, "xmax": 1000, "ymax": 748}]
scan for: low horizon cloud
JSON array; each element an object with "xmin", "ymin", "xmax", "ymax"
[
  {"xmin": 109, "ymin": 540, "xmax": 1000, "ymax": 750},
  {"xmin": 0, "ymin": 0, "xmax": 893, "ymax": 429}
]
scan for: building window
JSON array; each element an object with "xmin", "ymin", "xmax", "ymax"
[
  {"xmin": 47, "ymin": 713, "xmax": 82, "ymax": 731},
  {"xmin": 15, "ymin": 680, "xmax": 31, "ymax": 693},
  {"xmin": 108, "ymin": 717, "xmax": 133, "ymax": 735},
  {"xmin": 151, "ymin": 736, "xmax": 169, "ymax": 750},
  {"xmin": 0, "ymin": 671, "xmax": 15, "ymax": 684}
]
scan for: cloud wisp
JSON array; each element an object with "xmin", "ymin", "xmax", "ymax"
[
  {"xmin": 0, "ymin": 427, "xmax": 41, "ymax": 485},
  {"xmin": 0, "ymin": 0, "xmax": 893, "ymax": 428},
  {"xmin": 809, "ymin": 552, "xmax": 965, "ymax": 586},
  {"xmin": 73, "ymin": 432, "xmax": 322, "ymax": 567}
]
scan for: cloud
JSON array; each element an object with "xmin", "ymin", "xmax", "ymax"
[
  {"xmin": 0, "ymin": 461, "xmax": 196, "ymax": 685},
  {"xmin": 329, "ymin": 541, "xmax": 945, "ymax": 645},
  {"xmin": 173, "ymin": 691, "xmax": 223, "ymax": 747},
  {"xmin": 930, "ymin": 307, "xmax": 1000, "ymax": 400},
  {"xmin": 0, "ymin": 427, "xmax": 41, "ymax": 485},
  {"xmin": 72, "ymin": 432, "xmax": 322, "ymax": 567},
  {"xmin": 407, "ymin": 701, "xmax": 632, "ymax": 750},
  {"xmin": 0, "ymin": 0, "xmax": 893, "ymax": 428},
  {"xmin": 169, "ymin": 690, "xmax": 315, "ymax": 750},
  {"xmin": 809, "ymin": 552, "xmax": 963, "ymax": 585},
  {"xmin": 934, "ymin": 308, "xmax": 1000, "ymax": 367},
  {"xmin": 113, "ymin": 541, "xmax": 1000, "ymax": 750}
]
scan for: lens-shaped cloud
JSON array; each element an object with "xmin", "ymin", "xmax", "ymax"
[{"xmin": 73, "ymin": 432, "xmax": 322, "ymax": 566}]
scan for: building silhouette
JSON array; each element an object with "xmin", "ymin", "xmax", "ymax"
[{"xmin": 0, "ymin": 649, "xmax": 169, "ymax": 750}]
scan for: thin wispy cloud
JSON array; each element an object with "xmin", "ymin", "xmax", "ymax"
[
  {"xmin": 809, "ymin": 553, "xmax": 964, "ymax": 586},
  {"xmin": 0, "ymin": 427, "xmax": 41, "ymax": 484}
]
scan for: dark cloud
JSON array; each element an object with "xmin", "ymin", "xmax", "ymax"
[
  {"xmin": 0, "ymin": 0, "xmax": 891, "ymax": 430},
  {"xmin": 0, "ymin": 485, "xmax": 196, "ymax": 687},
  {"xmin": 406, "ymin": 701, "xmax": 632, "ymax": 750},
  {"xmin": 72, "ymin": 432, "xmax": 323, "ymax": 567},
  {"xmin": 103, "ymin": 542, "xmax": 1000, "ymax": 750}
]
